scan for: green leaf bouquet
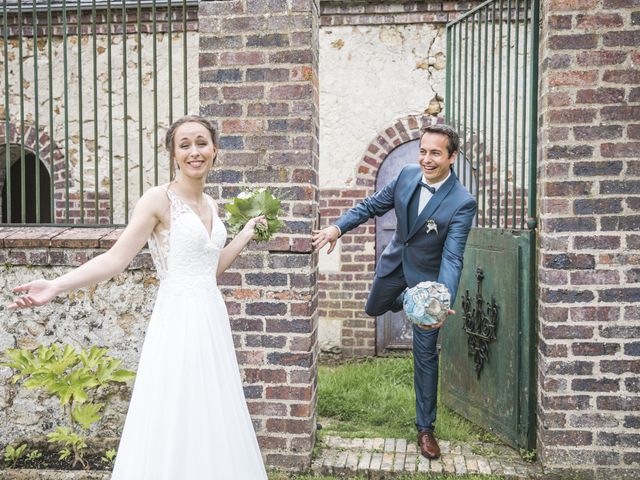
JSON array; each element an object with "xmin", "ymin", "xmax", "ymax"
[{"xmin": 225, "ymin": 188, "xmax": 284, "ymax": 242}]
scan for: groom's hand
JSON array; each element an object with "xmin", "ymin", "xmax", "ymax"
[
  {"xmin": 312, "ymin": 226, "xmax": 340, "ymax": 254},
  {"xmin": 416, "ymin": 309, "xmax": 455, "ymax": 330}
]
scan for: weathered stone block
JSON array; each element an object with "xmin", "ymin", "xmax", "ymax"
[
  {"xmin": 603, "ymin": 30, "xmax": 640, "ymax": 47},
  {"xmin": 573, "ymin": 161, "xmax": 623, "ymax": 177},
  {"xmin": 546, "ymin": 145, "xmax": 594, "ymax": 159},
  {"xmin": 549, "ymin": 33, "xmax": 598, "ymax": 50},
  {"xmin": 574, "ymin": 198, "xmax": 622, "ymax": 215},
  {"xmin": 543, "ymin": 253, "xmax": 596, "ymax": 270},
  {"xmin": 571, "ymin": 378, "xmax": 620, "ymax": 392}
]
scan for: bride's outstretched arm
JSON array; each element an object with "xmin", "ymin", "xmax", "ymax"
[
  {"xmin": 217, "ymin": 216, "xmax": 266, "ymax": 277},
  {"xmin": 8, "ymin": 188, "xmax": 167, "ymax": 309}
]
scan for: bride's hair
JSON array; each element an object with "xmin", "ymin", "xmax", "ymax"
[{"xmin": 165, "ymin": 115, "xmax": 219, "ymax": 164}]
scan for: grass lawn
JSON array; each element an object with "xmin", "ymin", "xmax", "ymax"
[{"xmin": 317, "ymin": 356, "xmax": 500, "ymax": 444}]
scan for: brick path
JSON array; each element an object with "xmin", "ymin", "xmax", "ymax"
[{"xmin": 311, "ymin": 436, "xmax": 544, "ymax": 478}]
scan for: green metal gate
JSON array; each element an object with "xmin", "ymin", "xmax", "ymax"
[
  {"xmin": 441, "ymin": 0, "xmax": 539, "ymax": 450},
  {"xmin": 1, "ymin": 0, "xmax": 196, "ymax": 226}
]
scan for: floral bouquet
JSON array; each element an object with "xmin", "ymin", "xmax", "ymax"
[
  {"xmin": 225, "ymin": 187, "xmax": 284, "ymax": 242},
  {"xmin": 403, "ymin": 281, "xmax": 451, "ymax": 326}
]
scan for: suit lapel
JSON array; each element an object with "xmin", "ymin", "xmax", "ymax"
[
  {"xmin": 407, "ymin": 171, "xmax": 457, "ymax": 240},
  {"xmin": 400, "ymin": 170, "xmax": 423, "ymax": 238}
]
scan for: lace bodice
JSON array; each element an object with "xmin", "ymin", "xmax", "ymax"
[{"xmin": 148, "ymin": 188, "xmax": 227, "ymax": 285}]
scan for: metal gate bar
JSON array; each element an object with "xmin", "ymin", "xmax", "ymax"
[
  {"xmin": 445, "ymin": 0, "xmax": 539, "ymax": 230},
  {"xmin": 1, "ymin": 0, "xmax": 196, "ymax": 225},
  {"xmin": 442, "ymin": 0, "xmax": 540, "ymax": 450}
]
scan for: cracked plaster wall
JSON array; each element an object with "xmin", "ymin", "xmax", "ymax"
[{"xmin": 319, "ymin": 23, "xmax": 446, "ymax": 189}]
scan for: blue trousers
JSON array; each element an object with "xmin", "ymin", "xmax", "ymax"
[{"xmin": 365, "ymin": 266, "xmax": 440, "ymax": 433}]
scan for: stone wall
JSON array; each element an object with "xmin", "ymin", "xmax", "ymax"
[
  {"xmin": 0, "ymin": 228, "xmax": 155, "ymax": 446},
  {"xmin": 537, "ymin": 0, "xmax": 640, "ymax": 478}
]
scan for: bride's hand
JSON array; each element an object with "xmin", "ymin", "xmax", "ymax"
[
  {"xmin": 7, "ymin": 279, "xmax": 61, "ymax": 310},
  {"xmin": 241, "ymin": 215, "xmax": 268, "ymax": 241}
]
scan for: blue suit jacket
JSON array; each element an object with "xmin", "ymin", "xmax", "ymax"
[{"xmin": 335, "ymin": 165, "xmax": 476, "ymax": 305}]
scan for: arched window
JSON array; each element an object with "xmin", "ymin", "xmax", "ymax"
[{"xmin": 1, "ymin": 146, "xmax": 52, "ymax": 223}]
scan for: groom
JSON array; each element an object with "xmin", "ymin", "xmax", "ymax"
[{"xmin": 313, "ymin": 124, "xmax": 476, "ymax": 459}]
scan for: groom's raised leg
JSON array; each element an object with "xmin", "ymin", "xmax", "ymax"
[{"xmin": 364, "ymin": 266, "xmax": 407, "ymax": 317}]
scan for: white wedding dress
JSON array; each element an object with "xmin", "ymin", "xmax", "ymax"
[{"xmin": 110, "ymin": 188, "xmax": 268, "ymax": 479}]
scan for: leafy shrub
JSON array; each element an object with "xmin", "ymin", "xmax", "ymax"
[
  {"xmin": 3, "ymin": 443, "xmax": 27, "ymax": 467},
  {"xmin": 2, "ymin": 343, "xmax": 135, "ymax": 468}
]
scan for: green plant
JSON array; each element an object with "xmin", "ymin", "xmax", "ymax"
[
  {"xmin": 2, "ymin": 343, "xmax": 135, "ymax": 468},
  {"xmin": 225, "ymin": 187, "xmax": 284, "ymax": 242},
  {"xmin": 101, "ymin": 448, "xmax": 117, "ymax": 465},
  {"xmin": 24, "ymin": 449, "xmax": 42, "ymax": 466},
  {"xmin": 47, "ymin": 426, "xmax": 87, "ymax": 467},
  {"xmin": 3, "ymin": 443, "xmax": 27, "ymax": 467},
  {"xmin": 519, "ymin": 448, "xmax": 537, "ymax": 463}
]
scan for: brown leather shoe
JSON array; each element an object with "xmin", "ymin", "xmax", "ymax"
[{"xmin": 417, "ymin": 431, "xmax": 441, "ymax": 459}]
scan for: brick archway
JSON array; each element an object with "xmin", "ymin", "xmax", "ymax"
[
  {"xmin": 356, "ymin": 115, "xmax": 443, "ymax": 196},
  {"xmin": 0, "ymin": 122, "xmax": 110, "ymax": 224},
  {"xmin": 0, "ymin": 122, "xmax": 62, "ymax": 223},
  {"xmin": 319, "ymin": 114, "xmax": 442, "ymax": 358},
  {"xmin": 0, "ymin": 122, "xmax": 61, "ymax": 178}
]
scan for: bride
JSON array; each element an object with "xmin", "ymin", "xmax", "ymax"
[{"xmin": 8, "ymin": 116, "xmax": 269, "ymax": 479}]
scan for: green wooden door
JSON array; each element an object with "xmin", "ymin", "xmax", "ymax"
[
  {"xmin": 441, "ymin": 229, "xmax": 536, "ymax": 449},
  {"xmin": 440, "ymin": 0, "xmax": 539, "ymax": 450}
]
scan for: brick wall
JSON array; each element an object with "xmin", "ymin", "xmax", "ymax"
[
  {"xmin": 537, "ymin": 0, "xmax": 640, "ymax": 478},
  {"xmin": 198, "ymin": 0, "xmax": 319, "ymax": 470},
  {"xmin": 319, "ymin": 0, "xmax": 486, "ymax": 26},
  {"xmin": 3, "ymin": 6, "xmax": 198, "ymax": 36}
]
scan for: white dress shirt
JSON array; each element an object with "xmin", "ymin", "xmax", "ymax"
[{"xmin": 418, "ymin": 172, "xmax": 451, "ymax": 214}]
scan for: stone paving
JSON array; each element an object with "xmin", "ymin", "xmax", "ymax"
[{"xmin": 311, "ymin": 436, "xmax": 544, "ymax": 478}]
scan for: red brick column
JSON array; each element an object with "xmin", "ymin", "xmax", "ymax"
[
  {"xmin": 198, "ymin": 0, "xmax": 319, "ymax": 469},
  {"xmin": 537, "ymin": 0, "xmax": 640, "ymax": 477}
]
